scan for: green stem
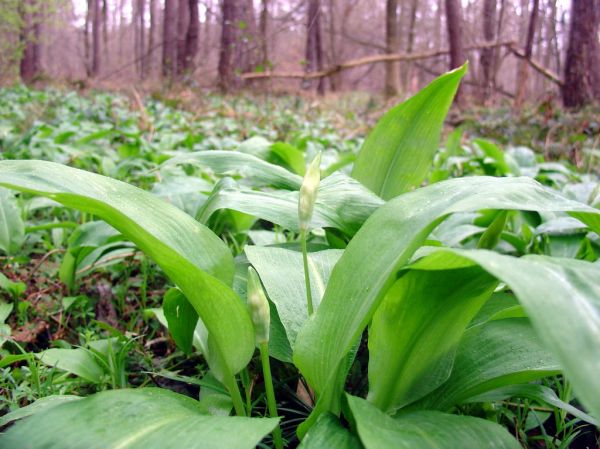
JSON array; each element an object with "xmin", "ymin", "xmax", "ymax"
[
  {"xmin": 227, "ymin": 375, "xmax": 247, "ymax": 417},
  {"xmin": 300, "ymin": 228, "xmax": 313, "ymax": 316},
  {"xmin": 260, "ymin": 342, "xmax": 284, "ymax": 449},
  {"xmin": 25, "ymin": 221, "xmax": 78, "ymax": 233}
]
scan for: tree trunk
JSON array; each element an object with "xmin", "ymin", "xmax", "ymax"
[
  {"xmin": 162, "ymin": 0, "xmax": 178, "ymax": 78},
  {"xmin": 480, "ymin": 0, "xmax": 496, "ymax": 102},
  {"xmin": 139, "ymin": 0, "xmax": 146, "ymax": 77},
  {"xmin": 562, "ymin": 0, "xmax": 600, "ymax": 107},
  {"xmin": 514, "ymin": 0, "xmax": 540, "ymax": 108},
  {"xmin": 401, "ymin": 0, "xmax": 419, "ymax": 92},
  {"xmin": 218, "ymin": 0, "xmax": 239, "ymax": 91},
  {"xmin": 384, "ymin": 0, "xmax": 399, "ymax": 97},
  {"xmin": 102, "ymin": 0, "xmax": 108, "ymax": 67},
  {"xmin": 85, "ymin": 0, "xmax": 92, "ymax": 75},
  {"xmin": 183, "ymin": 0, "xmax": 200, "ymax": 73},
  {"xmin": 145, "ymin": 0, "xmax": 156, "ymax": 78},
  {"xmin": 19, "ymin": 0, "xmax": 41, "ymax": 84},
  {"xmin": 176, "ymin": 0, "xmax": 190, "ymax": 75},
  {"xmin": 305, "ymin": 0, "xmax": 325, "ymax": 95},
  {"xmin": 444, "ymin": 0, "xmax": 465, "ymax": 104},
  {"xmin": 259, "ymin": 0, "xmax": 269, "ymax": 68},
  {"xmin": 91, "ymin": 0, "xmax": 101, "ymax": 77}
]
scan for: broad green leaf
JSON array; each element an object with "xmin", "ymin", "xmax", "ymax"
[
  {"xmin": 0, "ymin": 395, "xmax": 82, "ymax": 427},
  {"xmin": 245, "ymin": 246, "xmax": 342, "ymax": 350},
  {"xmin": 473, "ymin": 138, "xmax": 513, "ymax": 175},
  {"xmin": 352, "ymin": 65, "xmax": 466, "ymax": 200},
  {"xmin": 346, "ymin": 395, "xmax": 520, "ymax": 449},
  {"xmin": 298, "ymin": 414, "xmax": 362, "ymax": 449},
  {"xmin": 199, "ymin": 172, "xmax": 383, "ymax": 235},
  {"xmin": 0, "ymin": 301, "xmax": 13, "ymax": 323},
  {"xmin": 163, "ymin": 150, "xmax": 303, "ymax": 189},
  {"xmin": 0, "ymin": 388, "xmax": 278, "ymax": 449},
  {"xmin": 367, "ymin": 267, "xmax": 498, "ymax": 412},
  {"xmin": 37, "ymin": 348, "xmax": 104, "ymax": 383},
  {"xmin": 477, "ymin": 210, "xmax": 508, "ymax": 249},
  {"xmin": 0, "ymin": 160, "xmax": 254, "ymax": 380},
  {"xmin": 0, "ymin": 186, "xmax": 25, "ymax": 255},
  {"xmin": 293, "ymin": 176, "xmax": 599, "ymax": 434},
  {"xmin": 270, "ymin": 142, "xmax": 306, "ymax": 175},
  {"xmin": 414, "ymin": 318, "xmax": 560, "ymax": 410},
  {"xmin": 0, "ymin": 273, "xmax": 26, "ymax": 298},
  {"xmin": 465, "ymin": 383, "xmax": 598, "ymax": 426},
  {"xmin": 163, "ymin": 288, "xmax": 199, "ymax": 355}
]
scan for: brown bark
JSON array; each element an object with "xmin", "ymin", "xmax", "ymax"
[
  {"xmin": 176, "ymin": 0, "xmax": 190, "ymax": 75},
  {"xmin": 19, "ymin": 0, "xmax": 41, "ymax": 84},
  {"xmin": 102, "ymin": 0, "xmax": 108, "ymax": 65},
  {"xmin": 514, "ymin": 0, "xmax": 540, "ymax": 108},
  {"xmin": 384, "ymin": 0, "xmax": 399, "ymax": 97},
  {"xmin": 444, "ymin": 0, "xmax": 465, "ymax": 104},
  {"xmin": 183, "ymin": 0, "xmax": 200, "ymax": 73},
  {"xmin": 480, "ymin": 0, "xmax": 496, "ymax": 102},
  {"xmin": 162, "ymin": 0, "xmax": 178, "ymax": 78},
  {"xmin": 218, "ymin": 0, "xmax": 239, "ymax": 91},
  {"xmin": 91, "ymin": 0, "xmax": 101, "ymax": 77},
  {"xmin": 305, "ymin": 0, "xmax": 325, "ymax": 95},
  {"xmin": 562, "ymin": 0, "xmax": 600, "ymax": 107},
  {"xmin": 145, "ymin": 0, "xmax": 156, "ymax": 78},
  {"xmin": 259, "ymin": 0, "xmax": 269, "ymax": 67},
  {"xmin": 139, "ymin": 0, "xmax": 146, "ymax": 77}
]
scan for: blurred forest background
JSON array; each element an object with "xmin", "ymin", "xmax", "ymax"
[{"xmin": 0, "ymin": 0, "xmax": 599, "ymax": 108}]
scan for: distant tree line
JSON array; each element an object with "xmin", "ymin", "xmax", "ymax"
[{"xmin": 2, "ymin": 0, "xmax": 599, "ymax": 108}]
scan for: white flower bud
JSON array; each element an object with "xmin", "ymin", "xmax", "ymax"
[
  {"xmin": 247, "ymin": 267, "xmax": 270, "ymax": 345},
  {"xmin": 298, "ymin": 152, "xmax": 322, "ymax": 231}
]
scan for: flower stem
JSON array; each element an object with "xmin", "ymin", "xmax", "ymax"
[
  {"xmin": 228, "ymin": 375, "xmax": 246, "ymax": 417},
  {"xmin": 300, "ymin": 228, "xmax": 313, "ymax": 316},
  {"xmin": 260, "ymin": 342, "xmax": 284, "ymax": 449}
]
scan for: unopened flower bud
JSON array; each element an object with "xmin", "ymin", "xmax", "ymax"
[
  {"xmin": 298, "ymin": 152, "xmax": 322, "ymax": 231},
  {"xmin": 247, "ymin": 267, "xmax": 270, "ymax": 345}
]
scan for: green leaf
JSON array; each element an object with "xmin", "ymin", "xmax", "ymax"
[
  {"xmin": 473, "ymin": 138, "xmax": 513, "ymax": 175},
  {"xmin": 298, "ymin": 413, "xmax": 362, "ymax": 449},
  {"xmin": 477, "ymin": 210, "xmax": 508, "ymax": 249},
  {"xmin": 352, "ymin": 64, "xmax": 466, "ymax": 200},
  {"xmin": 0, "ymin": 160, "xmax": 254, "ymax": 380},
  {"xmin": 199, "ymin": 172, "xmax": 383, "ymax": 235},
  {"xmin": 163, "ymin": 288, "xmax": 199, "ymax": 355},
  {"xmin": 0, "ymin": 395, "xmax": 82, "ymax": 428},
  {"xmin": 414, "ymin": 318, "xmax": 560, "ymax": 411},
  {"xmin": 346, "ymin": 395, "xmax": 520, "ymax": 449},
  {"xmin": 0, "ymin": 388, "xmax": 279, "ymax": 449},
  {"xmin": 0, "ymin": 272, "xmax": 26, "ymax": 299},
  {"xmin": 0, "ymin": 186, "xmax": 25, "ymax": 255},
  {"xmin": 245, "ymin": 246, "xmax": 342, "ymax": 351},
  {"xmin": 465, "ymin": 383, "xmax": 598, "ymax": 426},
  {"xmin": 293, "ymin": 176, "xmax": 599, "ymax": 434},
  {"xmin": 269, "ymin": 142, "xmax": 306, "ymax": 175},
  {"xmin": 367, "ymin": 266, "xmax": 498, "ymax": 413},
  {"xmin": 162, "ymin": 149, "xmax": 303, "ymax": 189},
  {"xmin": 37, "ymin": 348, "xmax": 105, "ymax": 383}
]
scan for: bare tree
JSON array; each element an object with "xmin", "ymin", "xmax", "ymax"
[
  {"xmin": 259, "ymin": 0, "xmax": 269, "ymax": 68},
  {"xmin": 91, "ymin": 0, "xmax": 101, "ymax": 77},
  {"xmin": 444, "ymin": 0, "xmax": 465, "ymax": 103},
  {"xmin": 514, "ymin": 0, "xmax": 540, "ymax": 107},
  {"xmin": 183, "ymin": 0, "xmax": 200, "ymax": 74},
  {"xmin": 562, "ymin": 0, "xmax": 600, "ymax": 107},
  {"xmin": 218, "ymin": 0, "xmax": 240, "ymax": 90},
  {"xmin": 305, "ymin": 0, "xmax": 325, "ymax": 94},
  {"xmin": 176, "ymin": 0, "xmax": 190, "ymax": 75},
  {"xmin": 162, "ymin": 0, "xmax": 178, "ymax": 78},
  {"xmin": 145, "ymin": 0, "xmax": 156, "ymax": 78},
  {"xmin": 384, "ymin": 0, "xmax": 399, "ymax": 97},
  {"xmin": 480, "ymin": 0, "xmax": 496, "ymax": 102},
  {"xmin": 19, "ymin": 0, "xmax": 41, "ymax": 83}
]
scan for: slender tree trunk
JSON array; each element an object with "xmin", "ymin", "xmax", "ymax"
[
  {"xmin": 19, "ymin": 0, "xmax": 41, "ymax": 84},
  {"xmin": 401, "ymin": 0, "xmax": 418, "ymax": 91},
  {"xmin": 162, "ymin": 0, "xmax": 178, "ymax": 78},
  {"xmin": 305, "ymin": 0, "xmax": 325, "ymax": 95},
  {"xmin": 102, "ymin": 0, "xmax": 108, "ymax": 67},
  {"xmin": 480, "ymin": 0, "xmax": 496, "ymax": 102},
  {"xmin": 444, "ymin": 0, "xmax": 465, "ymax": 104},
  {"xmin": 139, "ymin": 0, "xmax": 146, "ymax": 77},
  {"xmin": 176, "ymin": 0, "xmax": 189, "ymax": 75},
  {"xmin": 85, "ymin": 0, "xmax": 92, "ymax": 75},
  {"xmin": 145, "ymin": 0, "xmax": 156, "ymax": 78},
  {"xmin": 514, "ymin": 0, "xmax": 540, "ymax": 108},
  {"xmin": 259, "ymin": 0, "xmax": 269, "ymax": 68},
  {"xmin": 91, "ymin": 0, "xmax": 101, "ymax": 77},
  {"xmin": 183, "ymin": 0, "xmax": 199, "ymax": 73},
  {"xmin": 218, "ymin": 0, "xmax": 238, "ymax": 91},
  {"xmin": 384, "ymin": 0, "xmax": 399, "ymax": 97},
  {"xmin": 562, "ymin": 0, "xmax": 600, "ymax": 107}
]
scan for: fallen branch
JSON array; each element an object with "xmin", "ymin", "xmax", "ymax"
[
  {"xmin": 506, "ymin": 44, "xmax": 564, "ymax": 86},
  {"xmin": 241, "ymin": 40, "xmax": 516, "ymax": 80}
]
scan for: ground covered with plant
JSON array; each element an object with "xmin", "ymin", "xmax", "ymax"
[{"xmin": 0, "ymin": 69, "xmax": 599, "ymax": 449}]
